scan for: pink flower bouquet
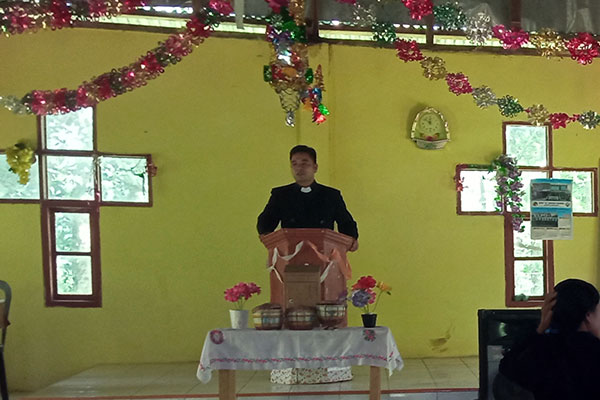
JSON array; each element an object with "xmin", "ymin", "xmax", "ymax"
[{"xmin": 224, "ymin": 282, "xmax": 261, "ymax": 310}]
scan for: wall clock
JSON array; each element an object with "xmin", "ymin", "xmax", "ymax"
[{"xmin": 410, "ymin": 107, "xmax": 450, "ymax": 150}]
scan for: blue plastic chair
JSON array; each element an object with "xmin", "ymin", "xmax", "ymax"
[{"xmin": 0, "ymin": 280, "xmax": 11, "ymax": 400}]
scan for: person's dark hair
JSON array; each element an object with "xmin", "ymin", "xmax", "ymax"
[
  {"xmin": 290, "ymin": 145, "xmax": 317, "ymax": 163},
  {"xmin": 551, "ymin": 279, "xmax": 599, "ymax": 333}
]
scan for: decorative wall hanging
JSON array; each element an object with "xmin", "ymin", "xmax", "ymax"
[{"xmin": 263, "ymin": 0, "xmax": 329, "ymax": 126}]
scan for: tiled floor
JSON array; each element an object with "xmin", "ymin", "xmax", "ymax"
[{"xmin": 11, "ymin": 357, "xmax": 479, "ymax": 400}]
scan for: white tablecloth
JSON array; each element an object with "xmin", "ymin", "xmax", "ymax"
[{"xmin": 196, "ymin": 326, "xmax": 403, "ymax": 383}]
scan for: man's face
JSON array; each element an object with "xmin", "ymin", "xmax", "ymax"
[
  {"xmin": 586, "ymin": 303, "xmax": 600, "ymax": 338},
  {"xmin": 290, "ymin": 152, "xmax": 317, "ymax": 186}
]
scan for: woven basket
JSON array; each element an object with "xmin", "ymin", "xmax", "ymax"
[
  {"xmin": 286, "ymin": 306, "xmax": 317, "ymax": 330},
  {"xmin": 316, "ymin": 302, "xmax": 346, "ymax": 328},
  {"xmin": 252, "ymin": 303, "xmax": 283, "ymax": 330}
]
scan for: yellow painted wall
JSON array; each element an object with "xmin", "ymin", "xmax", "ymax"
[{"xmin": 0, "ymin": 28, "xmax": 599, "ymax": 391}]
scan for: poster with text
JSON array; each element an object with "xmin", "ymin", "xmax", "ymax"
[{"xmin": 530, "ymin": 178, "xmax": 573, "ymax": 240}]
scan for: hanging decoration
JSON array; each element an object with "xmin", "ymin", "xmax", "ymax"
[
  {"xmin": 565, "ymin": 32, "xmax": 600, "ymax": 65},
  {"xmin": 471, "ymin": 86, "xmax": 497, "ymax": 108},
  {"xmin": 0, "ymin": 0, "xmax": 146, "ymax": 36},
  {"xmin": 549, "ymin": 113, "xmax": 578, "ymax": 130},
  {"xmin": 401, "ymin": 0, "xmax": 433, "ymax": 20},
  {"xmin": 5, "ymin": 142, "xmax": 36, "ymax": 185},
  {"xmin": 0, "ymin": 1, "xmax": 233, "ymax": 116},
  {"xmin": 577, "ymin": 111, "xmax": 600, "ymax": 130},
  {"xmin": 530, "ymin": 29, "xmax": 566, "ymax": 59},
  {"xmin": 420, "ymin": 57, "xmax": 447, "ymax": 80},
  {"xmin": 445, "ymin": 73, "xmax": 472, "ymax": 95},
  {"xmin": 491, "ymin": 154, "xmax": 524, "ymax": 232},
  {"xmin": 432, "ymin": 2, "xmax": 466, "ymax": 31},
  {"xmin": 395, "ymin": 39, "xmax": 424, "ymax": 62},
  {"xmin": 491, "ymin": 25, "xmax": 530, "ymax": 50},
  {"xmin": 526, "ymin": 104, "xmax": 550, "ymax": 126},
  {"xmin": 263, "ymin": 0, "xmax": 328, "ymax": 126},
  {"xmin": 497, "ymin": 95, "xmax": 524, "ymax": 117},
  {"xmin": 372, "ymin": 20, "xmax": 397, "ymax": 45},
  {"xmin": 352, "ymin": 2, "xmax": 376, "ymax": 27},
  {"xmin": 464, "ymin": 12, "xmax": 492, "ymax": 45}
]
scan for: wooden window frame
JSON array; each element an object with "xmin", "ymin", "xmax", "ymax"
[
  {"xmin": 41, "ymin": 204, "xmax": 102, "ymax": 307},
  {"xmin": 457, "ymin": 122, "xmax": 598, "ymax": 307}
]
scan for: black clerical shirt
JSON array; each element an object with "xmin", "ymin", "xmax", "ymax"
[{"xmin": 257, "ymin": 181, "xmax": 358, "ymax": 239}]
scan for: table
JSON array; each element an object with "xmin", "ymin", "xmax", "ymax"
[{"xmin": 196, "ymin": 326, "xmax": 403, "ymax": 400}]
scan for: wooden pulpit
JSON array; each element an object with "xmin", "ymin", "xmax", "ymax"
[{"xmin": 260, "ymin": 229, "xmax": 354, "ymax": 312}]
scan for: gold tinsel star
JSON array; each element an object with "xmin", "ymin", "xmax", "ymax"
[
  {"xmin": 527, "ymin": 104, "xmax": 550, "ymax": 126},
  {"xmin": 420, "ymin": 57, "xmax": 448, "ymax": 80},
  {"xmin": 530, "ymin": 28, "xmax": 566, "ymax": 59}
]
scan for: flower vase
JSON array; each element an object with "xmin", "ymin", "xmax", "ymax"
[
  {"xmin": 361, "ymin": 313, "xmax": 377, "ymax": 328},
  {"xmin": 230, "ymin": 309, "xmax": 249, "ymax": 329}
]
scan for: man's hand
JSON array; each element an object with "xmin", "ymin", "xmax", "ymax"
[
  {"xmin": 349, "ymin": 239, "xmax": 359, "ymax": 252},
  {"xmin": 537, "ymin": 290, "xmax": 557, "ymax": 334}
]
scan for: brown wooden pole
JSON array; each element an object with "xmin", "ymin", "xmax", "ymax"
[{"xmin": 510, "ymin": 0, "xmax": 522, "ymax": 29}]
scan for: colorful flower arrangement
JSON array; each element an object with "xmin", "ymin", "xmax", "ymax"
[
  {"xmin": 491, "ymin": 155, "xmax": 524, "ymax": 232},
  {"xmin": 349, "ymin": 275, "xmax": 391, "ymax": 315},
  {"xmin": 224, "ymin": 282, "xmax": 261, "ymax": 310}
]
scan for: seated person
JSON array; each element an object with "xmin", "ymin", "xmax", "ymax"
[{"xmin": 498, "ymin": 279, "xmax": 600, "ymax": 400}]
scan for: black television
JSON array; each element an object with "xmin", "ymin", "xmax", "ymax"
[{"xmin": 478, "ymin": 309, "xmax": 541, "ymax": 400}]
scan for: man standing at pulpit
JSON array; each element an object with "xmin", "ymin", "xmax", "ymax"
[{"xmin": 257, "ymin": 145, "xmax": 359, "ymax": 251}]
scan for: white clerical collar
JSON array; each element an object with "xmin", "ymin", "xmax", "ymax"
[{"xmin": 300, "ymin": 186, "xmax": 312, "ymax": 193}]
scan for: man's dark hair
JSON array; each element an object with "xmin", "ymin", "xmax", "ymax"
[
  {"xmin": 290, "ymin": 145, "xmax": 317, "ymax": 163},
  {"xmin": 551, "ymin": 279, "xmax": 600, "ymax": 333}
]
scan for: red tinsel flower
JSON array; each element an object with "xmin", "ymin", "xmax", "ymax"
[
  {"xmin": 6, "ymin": 6, "xmax": 34, "ymax": 34},
  {"xmin": 123, "ymin": 0, "xmax": 147, "ymax": 12},
  {"xmin": 492, "ymin": 25, "xmax": 530, "ymax": 50},
  {"xmin": 549, "ymin": 113, "xmax": 578, "ymax": 130},
  {"xmin": 265, "ymin": 0, "xmax": 289, "ymax": 13},
  {"xmin": 93, "ymin": 74, "xmax": 115, "ymax": 100},
  {"xmin": 28, "ymin": 91, "xmax": 53, "ymax": 116},
  {"xmin": 88, "ymin": 0, "xmax": 108, "ymax": 18},
  {"xmin": 352, "ymin": 275, "xmax": 377, "ymax": 290},
  {"xmin": 401, "ymin": 0, "xmax": 433, "ymax": 21},
  {"xmin": 446, "ymin": 73, "xmax": 473, "ymax": 95},
  {"xmin": 566, "ymin": 32, "xmax": 599, "ymax": 65},
  {"xmin": 52, "ymin": 88, "xmax": 70, "ymax": 113},
  {"xmin": 48, "ymin": 0, "xmax": 73, "ymax": 30},
  {"xmin": 395, "ymin": 39, "xmax": 425, "ymax": 62},
  {"xmin": 139, "ymin": 52, "xmax": 163, "ymax": 76},
  {"xmin": 186, "ymin": 16, "xmax": 211, "ymax": 39},
  {"xmin": 209, "ymin": 0, "xmax": 234, "ymax": 14}
]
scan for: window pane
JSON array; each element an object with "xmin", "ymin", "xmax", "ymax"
[
  {"xmin": 56, "ymin": 255, "xmax": 92, "ymax": 295},
  {"xmin": 459, "ymin": 170, "xmax": 497, "ymax": 212},
  {"xmin": 514, "ymin": 260, "xmax": 544, "ymax": 297},
  {"xmin": 45, "ymin": 108, "xmax": 93, "ymax": 151},
  {"xmin": 100, "ymin": 156, "xmax": 149, "ymax": 203},
  {"xmin": 553, "ymin": 170, "xmax": 594, "ymax": 213},
  {"xmin": 55, "ymin": 212, "xmax": 91, "ymax": 252},
  {"xmin": 514, "ymin": 221, "xmax": 543, "ymax": 257},
  {"xmin": 521, "ymin": 171, "xmax": 549, "ymax": 212},
  {"xmin": 505, "ymin": 125, "xmax": 548, "ymax": 167},
  {"xmin": 0, "ymin": 154, "xmax": 40, "ymax": 199},
  {"xmin": 46, "ymin": 156, "xmax": 94, "ymax": 200}
]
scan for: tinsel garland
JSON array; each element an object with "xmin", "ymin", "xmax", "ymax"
[
  {"xmin": 433, "ymin": 2, "xmax": 465, "ymax": 31},
  {"xmin": 0, "ymin": 0, "xmax": 146, "ymax": 36},
  {"xmin": 399, "ymin": 39, "xmax": 600, "ymax": 131},
  {"xmin": 1, "ymin": 1, "xmax": 233, "ymax": 116}
]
